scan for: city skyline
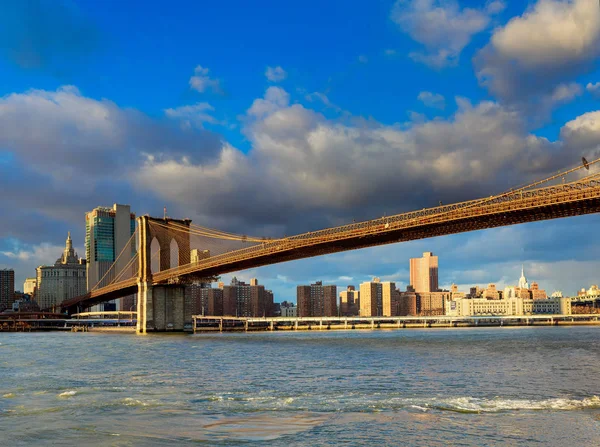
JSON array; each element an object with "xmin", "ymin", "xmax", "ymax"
[
  {"xmin": 2, "ymin": 0, "xmax": 600, "ymax": 304},
  {"xmin": 4, "ymin": 226, "xmax": 594, "ymax": 307}
]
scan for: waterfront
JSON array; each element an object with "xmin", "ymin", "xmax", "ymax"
[{"xmin": 1, "ymin": 327, "xmax": 600, "ymax": 446}]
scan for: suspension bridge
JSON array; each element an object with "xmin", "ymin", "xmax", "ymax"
[{"xmin": 59, "ymin": 157, "xmax": 600, "ymax": 332}]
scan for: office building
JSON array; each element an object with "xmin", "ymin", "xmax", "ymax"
[
  {"xmin": 85, "ymin": 204, "xmax": 136, "ymax": 311},
  {"xmin": 36, "ymin": 233, "xmax": 87, "ymax": 311},
  {"xmin": 446, "ymin": 296, "xmax": 571, "ymax": 316},
  {"xmin": 0, "ymin": 269, "xmax": 15, "ymax": 312},
  {"xmin": 409, "ymin": 252, "xmax": 438, "ymax": 292}
]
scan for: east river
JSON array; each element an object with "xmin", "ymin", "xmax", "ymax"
[{"xmin": 1, "ymin": 327, "xmax": 600, "ymax": 446}]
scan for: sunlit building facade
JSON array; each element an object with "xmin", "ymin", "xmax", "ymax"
[
  {"xmin": 36, "ymin": 233, "xmax": 87, "ymax": 311},
  {"xmin": 409, "ymin": 252, "xmax": 438, "ymax": 293}
]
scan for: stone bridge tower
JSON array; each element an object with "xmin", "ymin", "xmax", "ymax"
[{"xmin": 137, "ymin": 215, "xmax": 192, "ymax": 333}]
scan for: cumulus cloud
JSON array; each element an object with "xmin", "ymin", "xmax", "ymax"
[
  {"xmin": 189, "ymin": 65, "xmax": 222, "ymax": 93},
  {"xmin": 0, "ymin": 86, "xmax": 222, "ymax": 181},
  {"xmin": 560, "ymin": 110, "xmax": 600, "ymax": 153},
  {"xmin": 417, "ymin": 91, "xmax": 445, "ymax": 109},
  {"xmin": 135, "ymin": 86, "xmax": 594, "ymax": 237},
  {"xmin": 265, "ymin": 66, "xmax": 287, "ymax": 82},
  {"xmin": 391, "ymin": 0, "xmax": 504, "ymax": 68},
  {"xmin": 475, "ymin": 0, "xmax": 600, "ymax": 104}
]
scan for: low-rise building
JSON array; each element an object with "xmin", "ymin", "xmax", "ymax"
[
  {"xmin": 281, "ymin": 305, "xmax": 297, "ymax": 317},
  {"xmin": 446, "ymin": 296, "xmax": 571, "ymax": 317}
]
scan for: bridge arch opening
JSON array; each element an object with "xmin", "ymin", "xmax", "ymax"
[
  {"xmin": 170, "ymin": 238, "xmax": 179, "ymax": 269},
  {"xmin": 150, "ymin": 237, "xmax": 160, "ymax": 274}
]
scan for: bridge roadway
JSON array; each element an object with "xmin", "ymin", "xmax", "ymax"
[{"xmin": 62, "ymin": 176, "xmax": 600, "ymax": 313}]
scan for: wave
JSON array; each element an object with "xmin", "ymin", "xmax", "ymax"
[
  {"xmin": 58, "ymin": 390, "xmax": 77, "ymax": 398},
  {"xmin": 186, "ymin": 393, "xmax": 600, "ymax": 414},
  {"xmin": 424, "ymin": 396, "xmax": 600, "ymax": 413}
]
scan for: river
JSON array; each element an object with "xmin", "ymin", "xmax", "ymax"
[{"xmin": 1, "ymin": 326, "xmax": 599, "ymax": 446}]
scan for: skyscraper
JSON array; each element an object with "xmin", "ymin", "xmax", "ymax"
[
  {"xmin": 409, "ymin": 252, "xmax": 439, "ymax": 292},
  {"xmin": 85, "ymin": 204, "xmax": 136, "ymax": 310},
  {"xmin": 0, "ymin": 269, "xmax": 15, "ymax": 312}
]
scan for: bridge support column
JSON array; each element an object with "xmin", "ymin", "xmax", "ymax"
[
  {"xmin": 137, "ymin": 280, "xmax": 151, "ymax": 334},
  {"xmin": 137, "ymin": 282, "xmax": 186, "ymax": 332}
]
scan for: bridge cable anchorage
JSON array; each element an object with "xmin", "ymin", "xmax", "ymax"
[{"xmin": 91, "ymin": 228, "xmax": 139, "ymax": 291}]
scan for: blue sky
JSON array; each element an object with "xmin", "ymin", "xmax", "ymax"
[{"xmin": 1, "ymin": 0, "xmax": 600, "ymax": 301}]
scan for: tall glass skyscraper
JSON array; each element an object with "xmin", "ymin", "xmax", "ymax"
[{"xmin": 85, "ymin": 204, "xmax": 136, "ymax": 310}]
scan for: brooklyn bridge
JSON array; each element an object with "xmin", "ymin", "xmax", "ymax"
[{"xmin": 59, "ymin": 157, "xmax": 600, "ymax": 333}]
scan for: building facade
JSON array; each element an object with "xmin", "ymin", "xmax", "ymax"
[
  {"xmin": 85, "ymin": 204, "xmax": 136, "ymax": 311},
  {"xmin": 281, "ymin": 305, "xmax": 298, "ymax": 317},
  {"xmin": 446, "ymin": 296, "xmax": 571, "ymax": 317},
  {"xmin": 339, "ymin": 286, "xmax": 360, "ymax": 316},
  {"xmin": 409, "ymin": 252, "xmax": 438, "ymax": 292},
  {"xmin": 0, "ymin": 269, "xmax": 15, "ymax": 312},
  {"xmin": 23, "ymin": 277, "xmax": 37, "ymax": 299},
  {"xmin": 215, "ymin": 278, "xmax": 274, "ymax": 317},
  {"xmin": 381, "ymin": 282, "xmax": 400, "ymax": 316},
  {"xmin": 359, "ymin": 278, "xmax": 383, "ymax": 316},
  {"xmin": 36, "ymin": 233, "xmax": 87, "ymax": 311},
  {"xmin": 296, "ymin": 281, "xmax": 336, "ymax": 317}
]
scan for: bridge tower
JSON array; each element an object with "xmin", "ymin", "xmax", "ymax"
[{"xmin": 137, "ymin": 215, "xmax": 192, "ymax": 333}]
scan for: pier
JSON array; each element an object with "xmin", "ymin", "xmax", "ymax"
[{"xmin": 192, "ymin": 314, "xmax": 600, "ymax": 333}]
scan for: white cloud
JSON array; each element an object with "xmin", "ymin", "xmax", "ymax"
[
  {"xmin": 417, "ymin": 91, "xmax": 445, "ymax": 109},
  {"xmin": 265, "ymin": 66, "xmax": 287, "ymax": 82},
  {"xmin": 384, "ymin": 49, "xmax": 397, "ymax": 56},
  {"xmin": 476, "ymin": 0, "xmax": 600, "ymax": 102},
  {"xmin": 1, "ymin": 243, "xmax": 65, "ymax": 263},
  {"xmin": 136, "ymin": 87, "xmax": 592, "ymax": 236},
  {"xmin": 391, "ymin": 0, "xmax": 504, "ymax": 68},
  {"xmin": 164, "ymin": 102, "xmax": 217, "ymax": 127},
  {"xmin": 189, "ymin": 65, "xmax": 222, "ymax": 93},
  {"xmin": 560, "ymin": 110, "xmax": 600, "ymax": 152},
  {"xmin": 358, "ymin": 55, "xmax": 368, "ymax": 64},
  {"xmin": 587, "ymin": 82, "xmax": 600, "ymax": 97},
  {"xmin": 247, "ymin": 86, "xmax": 291, "ymax": 117}
]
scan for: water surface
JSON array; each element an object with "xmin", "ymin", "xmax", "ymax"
[{"xmin": 1, "ymin": 327, "xmax": 600, "ymax": 445}]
